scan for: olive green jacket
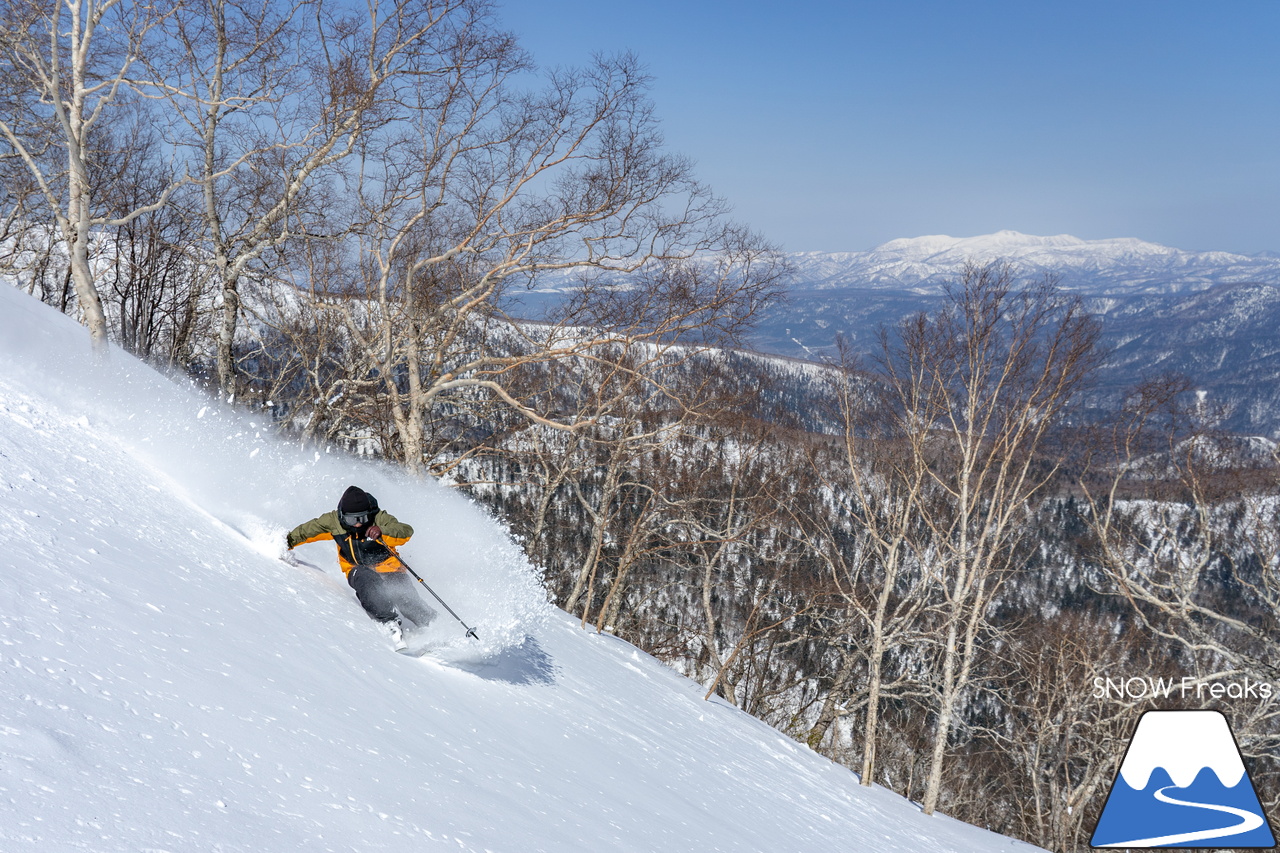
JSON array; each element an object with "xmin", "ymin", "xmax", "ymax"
[{"xmin": 286, "ymin": 510, "xmax": 413, "ymax": 574}]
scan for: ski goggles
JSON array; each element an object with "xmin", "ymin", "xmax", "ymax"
[{"xmin": 340, "ymin": 510, "xmax": 373, "ymax": 527}]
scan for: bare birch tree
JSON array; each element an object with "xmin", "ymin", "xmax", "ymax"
[
  {"xmin": 150, "ymin": 0, "xmax": 479, "ymax": 396},
  {"xmin": 0, "ymin": 0, "xmax": 184, "ymax": 353},
  {"xmin": 802, "ymin": 365, "xmax": 939, "ymax": 785},
  {"xmin": 1001, "ymin": 612, "xmax": 1151, "ymax": 852},
  {"xmin": 93, "ymin": 124, "xmax": 208, "ymax": 364},
  {"xmin": 877, "ymin": 262, "xmax": 1102, "ymax": 816},
  {"xmin": 1085, "ymin": 376, "xmax": 1280, "ymax": 686},
  {"xmin": 310, "ymin": 42, "xmax": 786, "ymax": 473}
]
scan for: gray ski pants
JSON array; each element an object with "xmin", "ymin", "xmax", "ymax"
[{"xmin": 347, "ymin": 566, "xmax": 437, "ymax": 629}]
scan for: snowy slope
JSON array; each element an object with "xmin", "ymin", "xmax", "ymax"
[{"xmin": 0, "ymin": 286, "xmax": 1039, "ymax": 852}]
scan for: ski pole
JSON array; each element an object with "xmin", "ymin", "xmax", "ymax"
[{"xmin": 379, "ymin": 538, "xmax": 479, "ymax": 640}]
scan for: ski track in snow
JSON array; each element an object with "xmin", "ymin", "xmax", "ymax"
[
  {"xmin": 1097, "ymin": 785, "xmax": 1265, "ymax": 848},
  {"xmin": 0, "ymin": 284, "xmax": 1038, "ymax": 851}
]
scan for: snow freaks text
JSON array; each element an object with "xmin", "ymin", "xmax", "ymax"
[{"xmin": 1093, "ymin": 676, "xmax": 1274, "ymax": 702}]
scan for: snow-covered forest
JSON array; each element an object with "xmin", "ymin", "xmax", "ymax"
[{"xmin": 3, "ymin": 2, "xmax": 1279, "ymax": 850}]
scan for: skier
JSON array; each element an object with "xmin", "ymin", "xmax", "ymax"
[{"xmin": 286, "ymin": 485, "xmax": 435, "ymax": 649}]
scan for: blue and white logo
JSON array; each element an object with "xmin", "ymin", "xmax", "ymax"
[{"xmin": 1091, "ymin": 710, "xmax": 1275, "ymax": 848}]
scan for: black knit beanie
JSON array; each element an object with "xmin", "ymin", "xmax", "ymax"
[{"xmin": 338, "ymin": 485, "xmax": 376, "ymax": 514}]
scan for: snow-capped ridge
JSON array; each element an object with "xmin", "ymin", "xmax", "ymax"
[
  {"xmin": 1119, "ymin": 711, "xmax": 1247, "ymax": 791},
  {"xmin": 873, "ymin": 231, "xmax": 1087, "ymax": 255},
  {"xmin": 787, "ymin": 231, "xmax": 1280, "ymax": 296}
]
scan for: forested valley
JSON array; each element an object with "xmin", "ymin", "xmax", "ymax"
[{"xmin": 3, "ymin": 2, "xmax": 1278, "ymax": 850}]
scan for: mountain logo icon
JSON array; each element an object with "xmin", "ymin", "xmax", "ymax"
[{"xmin": 1091, "ymin": 710, "xmax": 1276, "ymax": 848}]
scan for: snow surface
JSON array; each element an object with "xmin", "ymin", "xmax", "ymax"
[{"xmin": 0, "ymin": 284, "xmax": 1040, "ymax": 852}]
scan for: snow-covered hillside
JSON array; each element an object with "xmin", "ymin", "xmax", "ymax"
[
  {"xmin": 0, "ymin": 285, "xmax": 1036, "ymax": 851},
  {"xmin": 787, "ymin": 231, "xmax": 1280, "ymax": 295}
]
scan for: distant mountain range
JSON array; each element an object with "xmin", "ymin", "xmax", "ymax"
[
  {"xmin": 744, "ymin": 232, "xmax": 1280, "ymax": 436},
  {"xmin": 514, "ymin": 231, "xmax": 1280, "ymax": 436},
  {"xmin": 783, "ymin": 231, "xmax": 1280, "ymax": 296}
]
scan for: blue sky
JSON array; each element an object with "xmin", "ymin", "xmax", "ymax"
[{"xmin": 498, "ymin": 1, "xmax": 1279, "ymax": 255}]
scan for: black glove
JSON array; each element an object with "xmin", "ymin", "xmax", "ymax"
[{"xmin": 366, "ymin": 524, "xmax": 382, "ymax": 541}]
